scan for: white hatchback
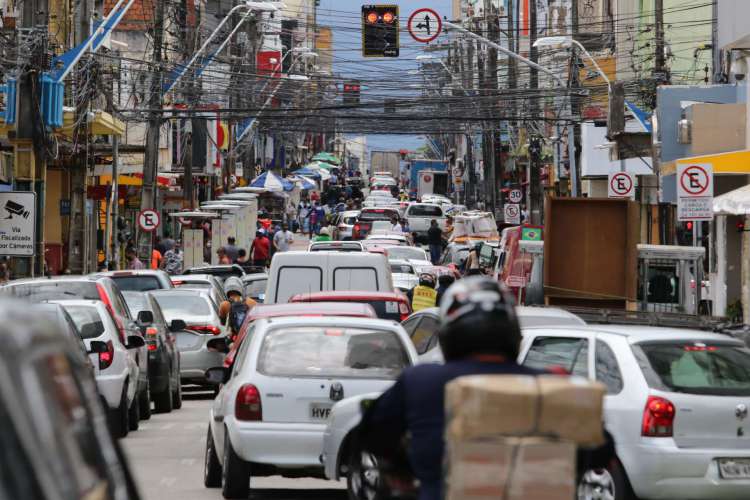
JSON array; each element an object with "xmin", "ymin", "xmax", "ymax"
[{"xmin": 203, "ymin": 316, "xmax": 418, "ymax": 499}]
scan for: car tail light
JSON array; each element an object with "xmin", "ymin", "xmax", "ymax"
[
  {"xmin": 147, "ymin": 343, "xmax": 157, "ymax": 351},
  {"xmin": 99, "ymin": 340, "xmax": 114, "ymax": 370},
  {"xmin": 97, "ymin": 284, "xmax": 126, "ymax": 343},
  {"xmin": 188, "ymin": 325, "xmax": 221, "ymax": 335},
  {"xmin": 145, "ymin": 327, "xmax": 158, "ymax": 337},
  {"xmin": 353, "ymin": 224, "xmax": 361, "ymax": 238},
  {"xmin": 235, "ymin": 384, "xmax": 262, "ymax": 421},
  {"xmin": 399, "ymin": 302, "xmax": 411, "ymax": 321},
  {"xmin": 642, "ymin": 396, "xmax": 675, "ymax": 437}
]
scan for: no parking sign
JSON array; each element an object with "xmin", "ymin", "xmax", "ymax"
[{"xmin": 676, "ymin": 163, "xmax": 713, "ymax": 221}]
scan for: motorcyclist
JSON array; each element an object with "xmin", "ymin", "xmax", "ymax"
[
  {"xmin": 407, "ymin": 272, "xmax": 437, "ymax": 312},
  {"xmin": 218, "ymin": 276, "xmax": 256, "ymax": 342},
  {"xmin": 358, "ymin": 277, "xmax": 614, "ymax": 500},
  {"xmin": 434, "ymin": 273, "xmax": 456, "ymax": 305}
]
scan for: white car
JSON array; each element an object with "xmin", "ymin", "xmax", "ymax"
[
  {"xmin": 55, "ymin": 300, "xmax": 143, "ymax": 438},
  {"xmin": 333, "ymin": 210, "xmax": 360, "ymax": 240},
  {"xmin": 389, "ymin": 259, "xmax": 419, "ymax": 292},
  {"xmin": 203, "ymin": 316, "xmax": 418, "ymax": 499},
  {"xmin": 520, "ymin": 325, "xmax": 750, "ymax": 500},
  {"xmin": 381, "ymin": 245, "xmax": 431, "ymax": 268}
]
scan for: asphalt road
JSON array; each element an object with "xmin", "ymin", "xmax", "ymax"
[{"xmin": 123, "ymin": 388, "xmax": 347, "ymax": 500}]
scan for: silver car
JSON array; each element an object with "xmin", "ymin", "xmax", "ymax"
[
  {"xmin": 150, "ymin": 289, "xmax": 227, "ymax": 386},
  {"xmin": 333, "ymin": 210, "xmax": 360, "ymax": 240},
  {"xmin": 520, "ymin": 325, "xmax": 750, "ymax": 500}
]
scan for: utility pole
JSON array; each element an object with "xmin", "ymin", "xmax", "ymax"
[
  {"xmin": 179, "ymin": 0, "xmax": 195, "ymax": 210},
  {"xmin": 654, "ymin": 0, "xmax": 667, "ymax": 82},
  {"xmin": 140, "ymin": 0, "xmax": 165, "ymax": 260},
  {"xmin": 486, "ymin": 3, "xmax": 500, "ymax": 217},
  {"xmin": 527, "ymin": 0, "xmax": 542, "ymax": 224},
  {"xmin": 570, "ymin": 0, "xmax": 582, "ymax": 197}
]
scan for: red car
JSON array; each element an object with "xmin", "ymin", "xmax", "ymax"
[
  {"xmin": 289, "ymin": 291, "xmax": 412, "ymax": 322},
  {"xmin": 352, "ymin": 208, "xmax": 400, "ymax": 240},
  {"xmin": 223, "ymin": 302, "xmax": 378, "ymax": 368}
]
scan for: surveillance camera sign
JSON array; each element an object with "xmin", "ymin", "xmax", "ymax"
[{"xmin": 0, "ymin": 192, "xmax": 36, "ymax": 256}]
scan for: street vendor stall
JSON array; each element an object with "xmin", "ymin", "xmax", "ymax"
[{"xmin": 168, "ymin": 211, "xmax": 220, "ymax": 269}]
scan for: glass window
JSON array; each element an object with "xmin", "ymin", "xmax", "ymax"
[
  {"xmin": 232, "ymin": 325, "xmax": 255, "ymax": 377},
  {"xmin": 259, "ymin": 327, "xmax": 409, "ymax": 379},
  {"xmin": 523, "ymin": 337, "xmax": 589, "ymax": 377},
  {"xmin": 386, "ymin": 247, "xmax": 428, "ymax": 261},
  {"xmin": 359, "ymin": 209, "xmax": 398, "ymax": 221},
  {"xmin": 122, "ymin": 292, "xmax": 148, "ymax": 316},
  {"xmin": 401, "ymin": 316, "xmax": 420, "ymax": 336},
  {"xmin": 64, "ymin": 305, "xmax": 107, "ymax": 339},
  {"xmin": 636, "ymin": 342, "xmax": 750, "ymax": 396},
  {"xmin": 333, "ymin": 268, "xmax": 378, "ymax": 292},
  {"xmin": 152, "ymin": 295, "xmax": 211, "ymax": 318},
  {"xmin": 244, "ymin": 279, "xmax": 268, "ymax": 298},
  {"xmin": 408, "ymin": 205, "xmax": 443, "ymax": 217},
  {"xmin": 391, "ymin": 263, "xmax": 414, "ymax": 274},
  {"xmin": 595, "ymin": 340, "xmax": 624, "ymax": 394},
  {"xmin": 110, "ymin": 275, "xmax": 161, "ymax": 292},
  {"xmin": 276, "ymin": 267, "xmax": 322, "ymax": 303},
  {"xmin": 410, "ymin": 316, "xmax": 440, "ymax": 354}
]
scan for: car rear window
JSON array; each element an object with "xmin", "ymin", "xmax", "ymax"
[
  {"xmin": 408, "ymin": 205, "xmax": 443, "ymax": 217},
  {"xmin": 258, "ymin": 327, "xmax": 409, "ymax": 379},
  {"xmin": 2, "ymin": 282, "xmax": 99, "ymax": 302},
  {"xmin": 363, "ymin": 300, "xmax": 406, "ymax": 321},
  {"xmin": 153, "ymin": 295, "xmax": 211, "ymax": 317},
  {"xmin": 359, "ymin": 209, "xmax": 398, "ymax": 221},
  {"xmin": 391, "ymin": 263, "xmax": 414, "ymax": 274},
  {"xmin": 636, "ymin": 342, "xmax": 750, "ymax": 396},
  {"xmin": 174, "ymin": 281, "xmax": 210, "ymax": 289},
  {"xmin": 109, "ymin": 275, "xmax": 162, "ymax": 291},
  {"xmin": 386, "ymin": 247, "xmax": 427, "ymax": 261},
  {"xmin": 63, "ymin": 306, "xmax": 106, "ymax": 339},
  {"xmin": 344, "ymin": 216, "xmax": 358, "ymax": 224},
  {"xmin": 333, "ymin": 268, "xmax": 379, "ymax": 292},
  {"xmin": 244, "ymin": 279, "xmax": 267, "ymax": 297}
]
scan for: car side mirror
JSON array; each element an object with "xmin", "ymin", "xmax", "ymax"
[
  {"xmin": 207, "ymin": 337, "xmax": 230, "ymax": 354},
  {"xmin": 88, "ymin": 340, "xmax": 109, "ymax": 354},
  {"xmin": 137, "ymin": 310, "xmax": 154, "ymax": 325},
  {"xmin": 205, "ymin": 366, "xmax": 230, "ymax": 385},
  {"xmin": 126, "ymin": 335, "xmax": 145, "ymax": 349},
  {"xmin": 169, "ymin": 319, "xmax": 187, "ymax": 332}
]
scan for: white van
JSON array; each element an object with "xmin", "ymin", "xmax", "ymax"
[{"xmin": 264, "ymin": 251, "xmax": 394, "ymax": 304}]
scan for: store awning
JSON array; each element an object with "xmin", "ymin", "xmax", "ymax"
[
  {"xmin": 98, "ymin": 174, "xmax": 172, "ymax": 187},
  {"xmin": 662, "ymin": 149, "xmax": 750, "ymax": 176},
  {"xmin": 714, "ymin": 183, "xmax": 750, "ymax": 216},
  {"xmin": 57, "ymin": 109, "xmax": 125, "ymax": 137}
]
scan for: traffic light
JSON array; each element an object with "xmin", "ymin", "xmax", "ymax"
[
  {"xmin": 343, "ymin": 81, "xmax": 361, "ymax": 105},
  {"xmin": 362, "ymin": 5, "xmax": 399, "ymax": 58}
]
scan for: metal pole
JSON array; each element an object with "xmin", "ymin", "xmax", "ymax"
[{"xmin": 111, "ymin": 135, "xmax": 119, "ymax": 269}]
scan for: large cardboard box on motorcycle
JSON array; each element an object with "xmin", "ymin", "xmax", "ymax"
[{"xmin": 444, "ymin": 374, "xmax": 606, "ymax": 500}]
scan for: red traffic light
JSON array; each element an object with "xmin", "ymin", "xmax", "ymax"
[
  {"xmin": 382, "ymin": 11, "xmax": 395, "ymax": 23},
  {"xmin": 738, "ymin": 221, "xmax": 746, "ymax": 232},
  {"xmin": 366, "ymin": 11, "xmax": 378, "ymax": 24},
  {"xmin": 686, "ymin": 221, "xmax": 693, "ymax": 231}
]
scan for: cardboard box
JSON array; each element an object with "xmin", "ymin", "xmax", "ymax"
[
  {"xmin": 445, "ymin": 375, "xmax": 606, "ymax": 447},
  {"xmin": 445, "ymin": 437, "xmax": 576, "ymax": 500}
]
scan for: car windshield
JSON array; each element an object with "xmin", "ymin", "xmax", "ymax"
[
  {"xmin": 1, "ymin": 282, "xmax": 99, "ymax": 302},
  {"xmin": 153, "ymin": 294, "xmax": 211, "ymax": 318},
  {"xmin": 409, "ymin": 205, "xmax": 442, "ymax": 217},
  {"xmin": 386, "ymin": 247, "xmax": 427, "ymax": 261},
  {"xmin": 244, "ymin": 279, "xmax": 267, "ymax": 297},
  {"xmin": 109, "ymin": 275, "xmax": 161, "ymax": 291},
  {"xmin": 637, "ymin": 342, "xmax": 750, "ymax": 396},
  {"xmin": 122, "ymin": 293, "xmax": 149, "ymax": 314},
  {"xmin": 258, "ymin": 327, "xmax": 409, "ymax": 379},
  {"xmin": 63, "ymin": 305, "xmax": 106, "ymax": 339}
]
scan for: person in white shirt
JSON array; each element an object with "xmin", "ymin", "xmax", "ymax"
[
  {"xmin": 390, "ymin": 216, "xmax": 403, "ymax": 233},
  {"xmin": 273, "ymin": 223, "xmax": 294, "ymax": 252}
]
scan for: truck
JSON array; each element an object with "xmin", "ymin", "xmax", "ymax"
[
  {"xmin": 417, "ymin": 170, "xmax": 450, "ymax": 199},
  {"xmin": 408, "ymin": 159, "xmax": 448, "ymax": 195},
  {"xmin": 369, "ymin": 151, "xmax": 401, "ymax": 180}
]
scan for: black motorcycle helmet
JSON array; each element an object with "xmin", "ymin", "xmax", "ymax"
[
  {"xmin": 437, "ymin": 276, "xmax": 521, "ymax": 362},
  {"xmin": 418, "ymin": 272, "xmax": 436, "ymax": 288}
]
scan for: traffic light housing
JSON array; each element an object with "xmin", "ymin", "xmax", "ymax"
[
  {"xmin": 362, "ymin": 5, "xmax": 399, "ymax": 58},
  {"xmin": 343, "ymin": 81, "xmax": 361, "ymax": 105}
]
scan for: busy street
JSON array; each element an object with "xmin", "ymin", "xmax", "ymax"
[{"xmin": 4, "ymin": 1, "xmax": 750, "ymax": 500}]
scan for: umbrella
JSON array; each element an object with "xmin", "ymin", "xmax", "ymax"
[
  {"xmin": 292, "ymin": 167, "xmax": 322, "ymax": 179},
  {"xmin": 312, "ymin": 152, "xmax": 340, "ymax": 164},
  {"xmin": 249, "ymin": 171, "xmax": 294, "ymax": 192},
  {"xmin": 307, "ymin": 160, "xmax": 339, "ymax": 170},
  {"xmin": 288, "ymin": 175, "xmax": 317, "ymax": 190},
  {"xmin": 714, "ymin": 184, "xmax": 750, "ymax": 215}
]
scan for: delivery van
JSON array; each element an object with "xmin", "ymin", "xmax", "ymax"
[{"xmin": 264, "ymin": 251, "xmax": 395, "ymax": 304}]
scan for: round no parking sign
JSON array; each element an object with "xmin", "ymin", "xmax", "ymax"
[{"xmin": 138, "ymin": 209, "xmax": 161, "ymax": 232}]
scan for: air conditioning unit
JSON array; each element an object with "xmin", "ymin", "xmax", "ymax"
[{"xmin": 677, "ymin": 118, "xmax": 692, "ymax": 144}]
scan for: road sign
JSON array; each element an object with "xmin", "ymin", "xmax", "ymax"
[
  {"xmin": 138, "ymin": 209, "xmax": 161, "ymax": 232},
  {"xmin": 677, "ymin": 163, "xmax": 714, "ymax": 221},
  {"xmin": 504, "ymin": 203, "xmax": 521, "ymax": 225},
  {"xmin": 607, "ymin": 172, "xmax": 635, "ymax": 199},
  {"xmin": 407, "ymin": 8, "xmax": 442, "ymax": 43},
  {"xmin": 508, "ymin": 188, "xmax": 523, "ymax": 204},
  {"xmin": 0, "ymin": 191, "xmax": 36, "ymax": 256}
]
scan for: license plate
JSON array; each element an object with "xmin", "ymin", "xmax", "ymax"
[
  {"xmin": 719, "ymin": 459, "xmax": 750, "ymax": 479},
  {"xmin": 310, "ymin": 403, "xmax": 332, "ymax": 420}
]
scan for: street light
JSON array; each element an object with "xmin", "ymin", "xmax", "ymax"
[{"xmin": 533, "ymin": 36, "xmax": 611, "ymax": 88}]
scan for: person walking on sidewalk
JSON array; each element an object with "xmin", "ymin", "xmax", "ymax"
[{"xmin": 273, "ymin": 223, "xmax": 294, "ymax": 253}]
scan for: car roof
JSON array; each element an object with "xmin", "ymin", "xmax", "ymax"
[
  {"xmin": 171, "ymin": 274, "xmax": 215, "ymax": 282},
  {"xmin": 257, "ymin": 315, "xmax": 400, "ymax": 330},
  {"xmin": 0, "ymin": 301, "xmax": 78, "ymax": 356},
  {"xmin": 525, "ymin": 324, "xmax": 744, "ymax": 344},
  {"xmin": 249, "ymin": 302, "xmax": 378, "ymax": 319},
  {"xmin": 291, "ymin": 290, "xmax": 408, "ymax": 301},
  {"xmin": 96, "ymin": 270, "xmax": 165, "ymax": 277},
  {"xmin": 6, "ymin": 275, "xmax": 102, "ymax": 285},
  {"xmin": 149, "ymin": 289, "xmax": 212, "ymax": 298},
  {"xmin": 342, "ymin": 210, "xmax": 361, "ymax": 216},
  {"xmin": 389, "ymin": 259, "xmax": 413, "ymax": 266},
  {"xmin": 515, "ymin": 306, "xmax": 586, "ymax": 326},
  {"xmin": 272, "ymin": 251, "xmax": 386, "ymax": 261},
  {"xmin": 241, "ymin": 273, "xmax": 268, "ymax": 282},
  {"xmin": 47, "ymin": 299, "xmax": 104, "ymax": 308}
]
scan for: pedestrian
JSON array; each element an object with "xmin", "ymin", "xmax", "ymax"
[
  {"xmin": 218, "ymin": 277, "xmax": 257, "ymax": 342},
  {"xmin": 162, "ymin": 231, "xmax": 176, "ymax": 252},
  {"xmin": 312, "ymin": 202, "xmax": 325, "ymax": 235},
  {"xmin": 427, "ymin": 219, "xmax": 443, "ymax": 264},
  {"xmin": 435, "ymin": 273, "xmax": 455, "ymax": 306},
  {"xmin": 150, "ymin": 247, "xmax": 162, "ymax": 270},
  {"xmin": 390, "ymin": 216, "xmax": 403, "ymax": 233},
  {"xmin": 408, "ymin": 273, "xmax": 438, "ymax": 312},
  {"xmin": 444, "ymin": 216, "xmax": 454, "ymax": 240},
  {"xmin": 161, "ymin": 243, "xmax": 184, "ymax": 275},
  {"xmin": 236, "ymin": 248, "xmax": 250, "ymax": 265},
  {"xmin": 464, "ymin": 244, "xmax": 482, "ymax": 276},
  {"xmin": 216, "ymin": 247, "xmax": 232, "ymax": 265},
  {"xmin": 224, "ymin": 237, "xmax": 240, "ymax": 263},
  {"xmin": 126, "ymin": 248, "xmax": 145, "ymax": 270},
  {"xmin": 286, "ymin": 200, "xmax": 297, "ymax": 230},
  {"xmin": 313, "ymin": 227, "xmax": 332, "ymax": 242},
  {"xmin": 249, "ymin": 230, "xmax": 271, "ymax": 267},
  {"xmin": 273, "ymin": 223, "xmax": 294, "ymax": 253}
]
